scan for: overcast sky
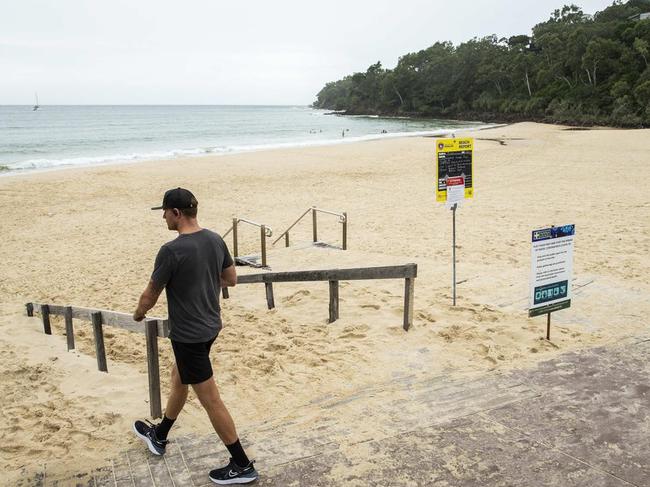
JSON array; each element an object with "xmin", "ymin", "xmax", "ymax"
[{"xmin": 0, "ymin": 0, "xmax": 616, "ymax": 105}]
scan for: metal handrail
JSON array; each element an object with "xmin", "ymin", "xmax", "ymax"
[
  {"xmin": 273, "ymin": 206, "xmax": 347, "ymax": 249},
  {"xmin": 313, "ymin": 207, "xmax": 347, "ymax": 222},
  {"xmin": 272, "ymin": 207, "xmax": 312, "ymax": 245},
  {"xmin": 238, "ymin": 218, "xmax": 274, "ymax": 237},
  {"xmin": 223, "ymin": 217, "xmax": 273, "ymax": 267},
  {"xmin": 223, "ymin": 218, "xmax": 273, "ymax": 238}
]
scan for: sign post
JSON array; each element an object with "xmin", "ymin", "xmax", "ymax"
[
  {"xmin": 529, "ymin": 225, "xmax": 575, "ymax": 340},
  {"xmin": 452, "ymin": 202, "xmax": 457, "ymax": 305},
  {"xmin": 436, "ymin": 138, "xmax": 473, "ymax": 306},
  {"xmin": 447, "ymin": 176, "xmax": 464, "ymax": 306}
]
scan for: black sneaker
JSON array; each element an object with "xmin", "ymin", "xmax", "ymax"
[
  {"xmin": 132, "ymin": 419, "xmax": 168, "ymax": 455},
  {"xmin": 209, "ymin": 458, "xmax": 258, "ymax": 484}
]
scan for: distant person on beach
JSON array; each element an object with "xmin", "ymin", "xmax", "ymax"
[
  {"xmin": 132, "ymin": 187, "xmax": 258, "ymax": 485},
  {"xmin": 342, "ymin": 129, "xmax": 345, "ymax": 137}
]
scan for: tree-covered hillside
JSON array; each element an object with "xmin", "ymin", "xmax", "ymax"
[{"xmin": 313, "ymin": 1, "xmax": 650, "ymax": 127}]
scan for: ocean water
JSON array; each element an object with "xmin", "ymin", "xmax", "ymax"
[{"xmin": 0, "ymin": 105, "xmax": 489, "ymax": 174}]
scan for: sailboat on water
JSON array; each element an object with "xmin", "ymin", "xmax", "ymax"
[{"xmin": 32, "ymin": 92, "xmax": 40, "ymax": 111}]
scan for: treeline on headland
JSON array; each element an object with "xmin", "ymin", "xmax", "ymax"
[{"xmin": 313, "ymin": 1, "xmax": 650, "ymax": 127}]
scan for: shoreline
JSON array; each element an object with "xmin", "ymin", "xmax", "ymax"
[
  {"xmin": 325, "ymin": 107, "xmax": 636, "ymax": 129},
  {"xmin": 0, "ymin": 123, "xmax": 502, "ymax": 180}
]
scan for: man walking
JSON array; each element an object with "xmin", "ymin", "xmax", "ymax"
[{"xmin": 132, "ymin": 187, "xmax": 258, "ymax": 485}]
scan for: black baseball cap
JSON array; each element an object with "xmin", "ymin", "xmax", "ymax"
[{"xmin": 151, "ymin": 187, "xmax": 198, "ymax": 210}]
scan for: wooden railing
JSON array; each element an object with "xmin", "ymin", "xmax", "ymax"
[
  {"xmin": 25, "ymin": 264, "xmax": 416, "ymax": 419},
  {"xmin": 25, "ymin": 303, "xmax": 168, "ymax": 419},
  {"xmin": 226, "ymin": 264, "xmax": 417, "ymax": 330}
]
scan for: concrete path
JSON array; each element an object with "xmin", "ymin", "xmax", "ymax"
[{"xmin": 31, "ymin": 336, "xmax": 649, "ymax": 486}]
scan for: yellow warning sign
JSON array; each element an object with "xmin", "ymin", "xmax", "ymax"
[{"xmin": 435, "ymin": 138, "xmax": 474, "ymax": 203}]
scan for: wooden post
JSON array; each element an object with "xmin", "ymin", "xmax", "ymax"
[
  {"xmin": 312, "ymin": 208, "xmax": 318, "ymax": 242},
  {"xmin": 342, "ymin": 212, "xmax": 348, "ymax": 250},
  {"xmin": 25, "ymin": 302, "xmax": 34, "ymax": 317},
  {"xmin": 329, "ymin": 280, "xmax": 339, "ymax": 323},
  {"xmin": 145, "ymin": 319, "xmax": 162, "ymax": 419},
  {"xmin": 91, "ymin": 312, "xmax": 108, "ymax": 372},
  {"xmin": 265, "ymin": 282, "xmax": 275, "ymax": 309},
  {"xmin": 261, "ymin": 224, "xmax": 267, "ymax": 267},
  {"xmin": 159, "ymin": 319, "xmax": 170, "ymax": 338},
  {"xmin": 222, "ymin": 287, "xmax": 229, "ymax": 299},
  {"xmin": 232, "ymin": 218, "xmax": 238, "ymax": 258},
  {"xmin": 403, "ymin": 278, "xmax": 415, "ymax": 331},
  {"xmin": 64, "ymin": 306, "xmax": 75, "ymax": 351},
  {"xmin": 285, "ymin": 232, "xmax": 290, "ymax": 248},
  {"xmin": 41, "ymin": 304, "xmax": 52, "ymax": 335}
]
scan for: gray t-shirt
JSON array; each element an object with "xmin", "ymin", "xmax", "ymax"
[{"xmin": 151, "ymin": 229, "xmax": 234, "ymax": 343}]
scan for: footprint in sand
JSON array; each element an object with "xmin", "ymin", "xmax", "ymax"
[
  {"xmin": 450, "ymin": 306, "xmax": 477, "ymax": 314},
  {"xmin": 339, "ymin": 325, "xmax": 368, "ymax": 339},
  {"xmin": 360, "ymin": 304, "xmax": 380, "ymax": 310},
  {"xmin": 265, "ymin": 343, "xmax": 288, "ymax": 352},
  {"xmin": 339, "ymin": 332, "xmax": 367, "ymax": 339},
  {"xmin": 477, "ymin": 313, "xmax": 499, "ymax": 323},
  {"xmin": 282, "ymin": 289, "xmax": 311, "ymax": 304},
  {"xmin": 417, "ymin": 311, "xmax": 436, "ymax": 323},
  {"xmin": 476, "ymin": 344, "xmax": 498, "ymax": 364}
]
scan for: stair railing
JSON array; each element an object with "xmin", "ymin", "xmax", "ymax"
[
  {"xmin": 273, "ymin": 206, "xmax": 347, "ymax": 249},
  {"xmin": 223, "ymin": 217, "xmax": 273, "ymax": 267}
]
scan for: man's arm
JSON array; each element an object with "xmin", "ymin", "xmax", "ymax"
[
  {"xmin": 221, "ymin": 264, "xmax": 237, "ymax": 288},
  {"xmin": 133, "ymin": 279, "xmax": 164, "ymax": 321}
]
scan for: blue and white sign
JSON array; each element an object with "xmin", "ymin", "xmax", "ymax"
[{"xmin": 529, "ymin": 225, "xmax": 575, "ymax": 317}]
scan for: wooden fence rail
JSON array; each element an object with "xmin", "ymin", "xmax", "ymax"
[
  {"xmin": 25, "ymin": 303, "xmax": 168, "ymax": 419},
  {"xmin": 227, "ymin": 263, "xmax": 417, "ymax": 330},
  {"xmin": 25, "ymin": 263, "xmax": 416, "ymax": 419}
]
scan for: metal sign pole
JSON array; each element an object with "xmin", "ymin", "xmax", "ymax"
[
  {"xmin": 546, "ymin": 312, "xmax": 551, "ymax": 340},
  {"xmin": 452, "ymin": 202, "xmax": 457, "ymax": 306},
  {"xmin": 436, "ymin": 137, "xmax": 472, "ymax": 308}
]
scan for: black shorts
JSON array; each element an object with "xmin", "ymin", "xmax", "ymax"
[{"xmin": 171, "ymin": 335, "xmax": 218, "ymax": 385}]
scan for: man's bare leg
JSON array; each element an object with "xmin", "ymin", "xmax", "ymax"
[
  {"xmin": 148, "ymin": 365, "xmax": 188, "ymax": 444},
  {"xmin": 193, "ymin": 375, "xmax": 255, "ymax": 481},
  {"xmin": 191, "ymin": 376, "xmax": 238, "ymax": 444},
  {"xmin": 164, "ymin": 365, "xmax": 188, "ymax": 419},
  {"xmin": 132, "ymin": 364, "xmax": 187, "ymax": 454}
]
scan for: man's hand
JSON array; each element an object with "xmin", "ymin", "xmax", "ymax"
[{"xmin": 134, "ymin": 280, "xmax": 164, "ymax": 322}]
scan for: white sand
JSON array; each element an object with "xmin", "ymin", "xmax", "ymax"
[{"xmin": 1, "ymin": 122, "xmax": 649, "ymax": 482}]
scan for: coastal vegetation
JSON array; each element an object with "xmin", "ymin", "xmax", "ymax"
[{"xmin": 313, "ymin": 1, "xmax": 650, "ymax": 127}]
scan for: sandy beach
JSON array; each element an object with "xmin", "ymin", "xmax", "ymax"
[{"xmin": 1, "ymin": 122, "xmax": 649, "ymax": 484}]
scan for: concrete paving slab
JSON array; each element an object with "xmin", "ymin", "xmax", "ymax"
[
  {"xmin": 260, "ymin": 414, "xmax": 628, "ymax": 487},
  {"xmin": 33, "ymin": 337, "xmax": 649, "ymax": 486}
]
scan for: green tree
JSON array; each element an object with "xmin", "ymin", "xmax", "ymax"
[{"xmin": 313, "ymin": 0, "xmax": 650, "ymax": 127}]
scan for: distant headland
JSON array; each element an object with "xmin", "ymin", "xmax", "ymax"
[{"xmin": 313, "ymin": 1, "xmax": 650, "ymax": 128}]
